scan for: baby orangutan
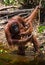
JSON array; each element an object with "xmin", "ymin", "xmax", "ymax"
[{"xmin": 5, "ymin": 6, "xmax": 40, "ymax": 55}]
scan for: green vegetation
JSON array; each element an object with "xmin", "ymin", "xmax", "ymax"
[
  {"xmin": 0, "ymin": 49, "xmax": 7, "ymax": 53},
  {"xmin": 2, "ymin": 0, "xmax": 40, "ymax": 6},
  {"xmin": 38, "ymin": 26, "xmax": 45, "ymax": 33},
  {"xmin": 3, "ymin": 0, "xmax": 18, "ymax": 5}
]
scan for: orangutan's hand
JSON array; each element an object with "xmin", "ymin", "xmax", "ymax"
[{"xmin": 36, "ymin": 5, "xmax": 41, "ymax": 10}]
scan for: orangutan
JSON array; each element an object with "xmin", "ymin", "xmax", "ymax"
[{"xmin": 5, "ymin": 6, "xmax": 40, "ymax": 55}]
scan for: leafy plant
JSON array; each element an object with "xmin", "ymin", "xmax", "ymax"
[
  {"xmin": 3, "ymin": 0, "xmax": 15, "ymax": 5},
  {"xmin": 38, "ymin": 26, "xmax": 45, "ymax": 33}
]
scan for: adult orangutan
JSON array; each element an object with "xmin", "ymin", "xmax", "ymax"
[{"xmin": 5, "ymin": 6, "xmax": 40, "ymax": 55}]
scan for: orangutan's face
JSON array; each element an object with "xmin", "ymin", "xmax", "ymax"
[{"xmin": 10, "ymin": 23, "xmax": 20, "ymax": 34}]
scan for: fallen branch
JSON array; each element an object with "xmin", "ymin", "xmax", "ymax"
[
  {"xmin": 0, "ymin": 6, "xmax": 18, "ymax": 11},
  {"xmin": 0, "ymin": 9, "xmax": 34, "ymax": 17}
]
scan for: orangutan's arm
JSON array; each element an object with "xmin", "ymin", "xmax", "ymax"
[
  {"xmin": 5, "ymin": 24, "xmax": 12, "ymax": 45},
  {"xmin": 25, "ymin": 6, "xmax": 39, "ymax": 22},
  {"xmin": 20, "ymin": 21, "xmax": 33, "ymax": 35},
  {"xmin": 12, "ymin": 34, "xmax": 32, "ymax": 44}
]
